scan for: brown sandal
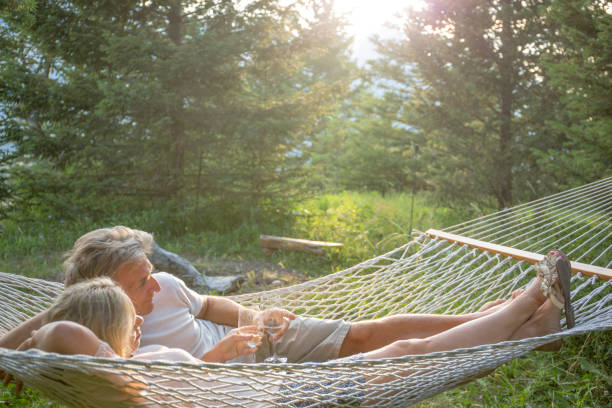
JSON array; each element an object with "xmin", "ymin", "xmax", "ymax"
[{"xmin": 534, "ymin": 249, "xmax": 575, "ymax": 328}]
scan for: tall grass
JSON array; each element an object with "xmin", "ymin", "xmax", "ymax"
[
  {"xmin": 0, "ymin": 191, "xmax": 609, "ymax": 407},
  {"xmin": 417, "ymin": 332, "xmax": 612, "ymax": 407},
  {"xmin": 0, "ymin": 190, "xmax": 474, "ymax": 278},
  {"xmin": 290, "ymin": 191, "xmax": 474, "ymax": 270}
]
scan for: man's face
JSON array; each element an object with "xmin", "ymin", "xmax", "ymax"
[{"xmin": 113, "ymin": 258, "xmax": 161, "ymax": 315}]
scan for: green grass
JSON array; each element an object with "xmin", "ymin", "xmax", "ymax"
[
  {"xmin": 1, "ymin": 384, "xmax": 63, "ymax": 408},
  {"xmin": 417, "ymin": 332, "xmax": 612, "ymax": 407},
  {"xmin": 1, "ymin": 190, "xmax": 609, "ymax": 407},
  {"xmin": 0, "ymin": 190, "xmax": 473, "ymax": 278}
]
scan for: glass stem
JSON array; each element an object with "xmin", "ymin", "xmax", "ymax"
[{"xmin": 270, "ymin": 336, "xmax": 276, "ymax": 359}]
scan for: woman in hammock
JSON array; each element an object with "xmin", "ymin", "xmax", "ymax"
[{"xmin": 11, "ymin": 250, "xmax": 571, "ymax": 406}]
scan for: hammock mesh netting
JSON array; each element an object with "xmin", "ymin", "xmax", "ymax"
[{"xmin": 1, "ymin": 177, "xmax": 611, "ymax": 407}]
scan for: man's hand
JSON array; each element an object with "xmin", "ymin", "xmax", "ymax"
[
  {"xmin": 0, "ymin": 311, "xmax": 48, "ymax": 394},
  {"xmin": 1, "ymin": 331, "xmax": 37, "ymax": 394},
  {"xmin": 258, "ymin": 308, "xmax": 296, "ymax": 342},
  {"xmin": 1, "ymin": 370, "xmax": 23, "ymax": 395},
  {"xmin": 201, "ymin": 326, "xmax": 263, "ymax": 363}
]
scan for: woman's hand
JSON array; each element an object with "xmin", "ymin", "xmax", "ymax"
[{"xmin": 202, "ymin": 325, "xmax": 263, "ymax": 363}]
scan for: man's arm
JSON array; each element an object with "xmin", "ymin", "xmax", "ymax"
[
  {"xmin": 0, "ymin": 311, "xmax": 48, "ymax": 350},
  {"xmin": 196, "ymin": 295, "xmax": 243, "ymax": 327},
  {"xmin": 197, "ymin": 295, "xmax": 297, "ymax": 341}
]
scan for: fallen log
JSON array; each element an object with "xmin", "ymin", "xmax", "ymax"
[
  {"xmin": 260, "ymin": 235, "xmax": 343, "ymax": 256},
  {"xmin": 150, "ymin": 245, "xmax": 243, "ymax": 293}
]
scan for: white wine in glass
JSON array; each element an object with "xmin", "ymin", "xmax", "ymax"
[
  {"xmin": 238, "ymin": 307, "xmax": 263, "ymax": 362},
  {"xmin": 245, "ymin": 332, "xmax": 263, "ymax": 348},
  {"xmin": 262, "ymin": 310, "xmax": 288, "ymax": 363}
]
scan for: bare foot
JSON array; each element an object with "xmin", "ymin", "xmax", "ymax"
[
  {"xmin": 478, "ymin": 298, "xmax": 505, "ymax": 312},
  {"xmin": 522, "ymin": 275, "xmax": 549, "ymax": 307},
  {"xmin": 510, "ymin": 299, "xmax": 563, "ymax": 351},
  {"xmin": 478, "ymin": 289, "xmax": 525, "ymax": 312},
  {"xmin": 491, "ymin": 279, "xmax": 546, "ymax": 318}
]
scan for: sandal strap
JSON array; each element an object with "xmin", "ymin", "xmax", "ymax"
[
  {"xmin": 535, "ymin": 257, "xmax": 565, "ymax": 310},
  {"xmin": 540, "ymin": 280, "xmax": 565, "ymax": 309}
]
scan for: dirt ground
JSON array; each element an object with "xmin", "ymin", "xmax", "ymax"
[
  {"xmin": 191, "ymin": 257, "xmax": 309, "ymax": 294},
  {"xmin": 35, "ymin": 250, "xmax": 308, "ymax": 294}
]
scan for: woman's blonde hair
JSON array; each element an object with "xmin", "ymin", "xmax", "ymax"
[
  {"xmin": 63, "ymin": 226, "xmax": 154, "ymax": 286},
  {"xmin": 46, "ymin": 277, "xmax": 136, "ymax": 357}
]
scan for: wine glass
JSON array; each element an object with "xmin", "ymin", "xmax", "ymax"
[
  {"xmin": 260, "ymin": 306, "xmax": 288, "ymax": 363},
  {"xmin": 238, "ymin": 306, "xmax": 263, "ymax": 363}
]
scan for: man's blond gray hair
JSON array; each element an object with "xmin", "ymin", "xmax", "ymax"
[{"xmin": 63, "ymin": 226, "xmax": 154, "ymax": 286}]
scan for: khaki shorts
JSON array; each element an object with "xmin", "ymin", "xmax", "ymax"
[{"xmin": 254, "ymin": 316, "xmax": 350, "ymax": 363}]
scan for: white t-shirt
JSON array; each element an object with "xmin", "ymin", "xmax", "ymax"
[{"xmin": 139, "ymin": 272, "xmax": 232, "ymax": 358}]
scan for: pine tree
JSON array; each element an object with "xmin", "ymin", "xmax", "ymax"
[
  {"xmin": 309, "ymin": 86, "xmax": 418, "ymax": 195},
  {"xmin": 535, "ymin": 0, "xmax": 612, "ymax": 187},
  {"xmin": 0, "ymin": 0, "xmax": 352, "ymax": 224},
  {"xmin": 372, "ymin": 0, "xmax": 565, "ymax": 208}
]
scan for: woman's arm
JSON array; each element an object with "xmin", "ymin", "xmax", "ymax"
[
  {"xmin": 21, "ymin": 320, "xmax": 101, "ymax": 356},
  {"xmin": 200, "ymin": 326, "xmax": 263, "ymax": 363},
  {"xmin": 0, "ymin": 310, "xmax": 49, "ymax": 350},
  {"xmin": 2, "ymin": 321, "xmax": 103, "ymax": 394}
]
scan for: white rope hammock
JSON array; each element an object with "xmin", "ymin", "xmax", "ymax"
[{"xmin": 1, "ymin": 178, "xmax": 611, "ymax": 407}]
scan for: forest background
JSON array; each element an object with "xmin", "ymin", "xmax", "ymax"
[{"xmin": 0, "ymin": 0, "xmax": 611, "ymax": 407}]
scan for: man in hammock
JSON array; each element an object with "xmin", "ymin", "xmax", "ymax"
[
  {"xmin": 9, "ymin": 267, "xmax": 567, "ymax": 406},
  {"xmin": 0, "ymin": 226, "xmax": 563, "ymax": 366}
]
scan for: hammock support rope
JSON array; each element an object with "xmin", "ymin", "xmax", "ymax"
[{"xmin": 1, "ymin": 177, "xmax": 611, "ymax": 407}]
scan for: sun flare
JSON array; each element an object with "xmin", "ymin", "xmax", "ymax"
[
  {"xmin": 330, "ymin": 0, "xmax": 424, "ymax": 62},
  {"xmin": 333, "ymin": 0, "xmax": 424, "ymax": 40}
]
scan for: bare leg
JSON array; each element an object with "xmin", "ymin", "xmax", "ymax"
[
  {"xmin": 339, "ymin": 312, "xmax": 494, "ymax": 357},
  {"xmin": 363, "ymin": 276, "xmax": 547, "ymax": 359},
  {"xmin": 478, "ymin": 289, "xmax": 524, "ymax": 312},
  {"xmin": 510, "ymin": 297, "xmax": 563, "ymax": 351},
  {"xmin": 356, "ymin": 278, "xmax": 556, "ymax": 406},
  {"xmin": 338, "ymin": 290, "xmax": 523, "ymax": 357}
]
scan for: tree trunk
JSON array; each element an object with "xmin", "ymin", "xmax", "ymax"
[
  {"xmin": 498, "ymin": 0, "xmax": 515, "ymax": 209},
  {"xmin": 167, "ymin": 1, "xmax": 186, "ymax": 193},
  {"xmin": 150, "ymin": 244, "xmax": 210, "ymax": 293}
]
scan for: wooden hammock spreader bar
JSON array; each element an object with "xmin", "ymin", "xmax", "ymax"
[{"xmin": 426, "ymin": 229, "xmax": 612, "ymax": 280}]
